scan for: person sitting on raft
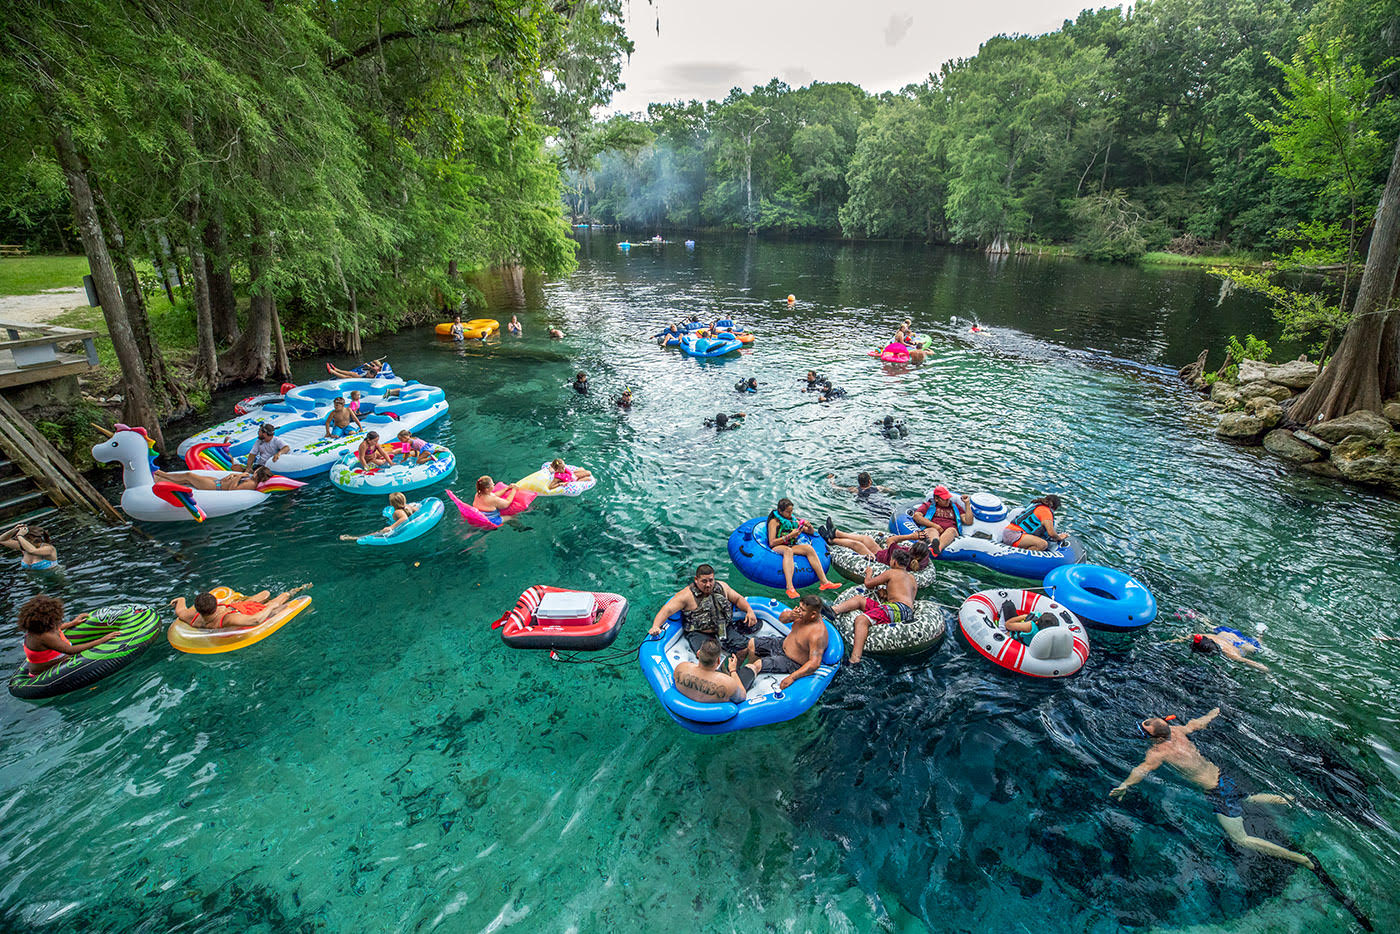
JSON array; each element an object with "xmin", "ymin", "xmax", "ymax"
[
  {"xmin": 354, "ymin": 432, "xmax": 394, "ymax": 471},
  {"xmin": 546, "ymin": 458, "xmax": 593, "ymax": 490},
  {"xmin": 1003, "ymin": 610, "xmax": 1064, "ymax": 645},
  {"xmin": 326, "ymin": 358, "xmax": 384, "ymax": 379},
  {"xmin": 615, "ymin": 389, "xmax": 633, "ymax": 409},
  {"xmin": 649, "ymin": 563, "xmax": 759, "ymax": 661},
  {"xmin": 673, "ymin": 637, "xmax": 752, "ymax": 704},
  {"xmin": 569, "ymin": 372, "xmax": 589, "ymax": 395},
  {"xmin": 1004, "ymin": 494, "xmax": 1069, "ymax": 551},
  {"xmin": 894, "ymin": 486, "xmax": 973, "ymax": 554},
  {"xmin": 704, "ymin": 412, "xmax": 745, "ymax": 431},
  {"xmin": 767, "ymin": 498, "xmax": 843, "ymax": 599},
  {"xmin": 340, "ymin": 492, "xmax": 420, "ymax": 541},
  {"xmin": 395, "ymin": 430, "xmax": 438, "ymax": 465},
  {"xmin": 736, "ymin": 377, "xmax": 758, "ymax": 393},
  {"xmin": 1164, "ymin": 626, "xmax": 1269, "ymax": 672},
  {"xmin": 473, "ymin": 475, "xmax": 521, "ymax": 525},
  {"xmin": 325, "ymin": 397, "xmax": 363, "ymax": 438},
  {"xmin": 172, "ymin": 584, "xmax": 312, "ymax": 630},
  {"xmin": 153, "ymin": 466, "xmax": 273, "ymax": 491},
  {"xmin": 2, "ymin": 523, "xmax": 59, "ymax": 570},
  {"xmin": 657, "ymin": 323, "xmax": 682, "ymax": 344},
  {"xmin": 244, "ymin": 423, "xmax": 289, "ymax": 471},
  {"xmin": 18, "ymin": 595, "xmax": 114, "ymax": 673},
  {"xmin": 743, "ymin": 594, "xmax": 829, "ymax": 690},
  {"xmin": 826, "ymin": 548, "xmax": 918, "ymax": 664},
  {"xmin": 449, "ymin": 315, "xmax": 464, "ymax": 342}
]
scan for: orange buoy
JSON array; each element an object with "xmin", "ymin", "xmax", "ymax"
[{"xmin": 786, "ymin": 294, "xmax": 795, "ymax": 304}]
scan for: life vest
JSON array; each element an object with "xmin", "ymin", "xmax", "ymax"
[
  {"xmin": 921, "ymin": 498, "xmax": 962, "ymax": 532},
  {"xmin": 1010, "ymin": 503, "xmax": 1053, "ymax": 537},
  {"xmin": 768, "ymin": 510, "xmax": 800, "ymax": 537},
  {"xmin": 682, "ymin": 580, "xmax": 731, "ymax": 640}
]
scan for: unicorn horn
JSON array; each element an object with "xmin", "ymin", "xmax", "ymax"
[{"xmin": 90, "ymin": 423, "xmax": 114, "ymax": 438}]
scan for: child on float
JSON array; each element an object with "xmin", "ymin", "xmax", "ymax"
[
  {"xmin": 2, "ymin": 523, "xmax": 59, "ymax": 570},
  {"xmin": 395, "ymin": 430, "xmax": 438, "ymax": 465},
  {"xmin": 340, "ymin": 493, "xmax": 420, "ymax": 541},
  {"xmin": 546, "ymin": 458, "xmax": 593, "ymax": 490},
  {"xmin": 324, "ymin": 397, "xmax": 363, "ymax": 438},
  {"xmin": 18, "ymin": 595, "xmax": 114, "ymax": 673},
  {"xmin": 354, "ymin": 432, "xmax": 394, "ymax": 470}
]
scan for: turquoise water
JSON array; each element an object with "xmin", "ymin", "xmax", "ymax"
[{"xmin": 3, "ymin": 237, "xmax": 1398, "ymax": 931}]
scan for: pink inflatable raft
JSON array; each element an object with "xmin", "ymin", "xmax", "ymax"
[
  {"xmin": 868, "ymin": 341, "xmax": 910, "ymax": 363},
  {"xmin": 446, "ymin": 485, "xmax": 537, "ymax": 529}
]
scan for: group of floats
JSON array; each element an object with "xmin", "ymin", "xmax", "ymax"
[{"xmin": 655, "ymin": 318, "xmax": 752, "ymax": 358}]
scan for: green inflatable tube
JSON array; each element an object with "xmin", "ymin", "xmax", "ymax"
[{"xmin": 8, "ymin": 604, "xmax": 161, "ymax": 700}]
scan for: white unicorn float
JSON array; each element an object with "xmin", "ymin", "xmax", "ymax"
[{"xmin": 92, "ymin": 425, "xmax": 300, "ymax": 522}]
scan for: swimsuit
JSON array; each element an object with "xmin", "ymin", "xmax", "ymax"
[
  {"xmin": 752, "ymin": 636, "xmax": 802, "ymax": 674},
  {"xmin": 21, "ymin": 558, "xmax": 58, "ymax": 571},
  {"xmin": 206, "ymin": 601, "xmax": 267, "ymax": 629},
  {"xmin": 24, "ymin": 644, "xmax": 65, "ymax": 667},
  {"xmin": 329, "ymin": 423, "xmax": 353, "ymax": 438},
  {"xmin": 1206, "ymin": 772, "xmax": 1246, "ymax": 818},
  {"xmin": 863, "ymin": 596, "xmax": 912, "ymax": 626},
  {"xmin": 483, "ymin": 509, "xmax": 502, "ymax": 524}
]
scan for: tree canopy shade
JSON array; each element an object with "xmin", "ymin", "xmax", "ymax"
[{"xmin": 0, "ymin": 0, "xmax": 627, "ymax": 428}]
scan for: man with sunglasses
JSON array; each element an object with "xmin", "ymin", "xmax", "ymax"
[{"xmin": 243, "ymin": 423, "xmax": 289, "ymax": 473}]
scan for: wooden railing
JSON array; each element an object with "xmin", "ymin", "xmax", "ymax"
[
  {"xmin": 0, "ymin": 319, "xmax": 100, "ymax": 390},
  {"xmin": 0, "ymin": 245, "xmax": 29, "ymax": 256}
]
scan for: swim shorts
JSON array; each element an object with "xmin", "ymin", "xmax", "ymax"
[
  {"xmin": 1001, "ymin": 527, "xmax": 1024, "ymax": 546},
  {"xmin": 684, "ymin": 615, "xmax": 759, "ymax": 655},
  {"xmin": 484, "ymin": 510, "xmax": 502, "ymax": 525},
  {"xmin": 1206, "ymin": 772, "xmax": 1246, "ymax": 818},
  {"xmin": 863, "ymin": 596, "xmax": 912, "ymax": 626},
  {"xmin": 329, "ymin": 424, "xmax": 353, "ymax": 438},
  {"xmin": 752, "ymin": 636, "xmax": 801, "ymax": 674}
]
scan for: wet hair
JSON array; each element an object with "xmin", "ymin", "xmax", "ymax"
[
  {"xmin": 1034, "ymin": 494, "xmax": 1062, "ymax": 511},
  {"xmin": 575, "ymin": 372, "xmax": 587, "ymax": 381},
  {"xmin": 857, "ymin": 472, "xmax": 872, "ymax": 487},
  {"xmin": 1144, "ymin": 718, "xmax": 1172, "ymax": 739},
  {"xmin": 775, "ymin": 497, "xmax": 794, "ymax": 515},
  {"xmin": 696, "ymin": 638, "xmax": 722, "ymax": 666},
  {"xmin": 22, "ymin": 525, "xmax": 50, "ymax": 544},
  {"xmin": 550, "ymin": 458, "xmax": 566, "ymax": 472},
  {"xmin": 1191, "ymin": 634, "xmax": 1220, "ymax": 655},
  {"xmin": 18, "ymin": 595, "xmax": 63, "ymax": 634},
  {"xmin": 250, "ymin": 466, "xmax": 273, "ymax": 483},
  {"xmin": 714, "ymin": 413, "xmax": 728, "ymax": 428},
  {"xmin": 695, "ymin": 563, "xmax": 716, "ymax": 579},
  {"xmin": 476, "ymin": 476, "xmax": 493, "ymax": 493},
  {"xmin": 388, "ymin": 492, "xmax": 407, "ymax": 508},
  {"xmin": 799, "ymin": 593, "xmax": 822, "ymax": 613},
  {"xmin": 194, "ymin": 592, "xmax": 218, "ymax": 616},
  {"xmin": 365, "ymin": 432, "xmax": 379, "ymax": 442}
]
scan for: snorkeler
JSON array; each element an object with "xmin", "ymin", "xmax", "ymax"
[
  {"xmin": 569, "ymin": 372, "xmax": 589, "ymax": 395},
  {"xmin": 704, "ymin": 412, "xmax": 745, "ymax": 431},
  {"xmin": 1164, "ymin": 623, "xmax": 1269, "ymax": 672}
]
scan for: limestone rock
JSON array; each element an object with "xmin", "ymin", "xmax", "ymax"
[
  {"xmin": 1217, "ymin": 411, "xmax": 1274, "ymax": 442},
  {"xmin": 1236, "ymin": 359, "xmax": 1270, "ymax": 383},
  {"xmin": 1244, "ymin": 397, "xmax": 1281, "ymax": 421},
  {"xmin": 1301, "ymin": 460, "xmax": 1344, "ymax": 480},
  {"xmin": 1384, "ymin": 402, "xmax": 1400, "ymax": 427},
  {"xmin": 1210, "ymin": 380, "xmax": 1242, "ymax": 408},
  {"xmin": 1237, "ymin": 381, "xmax": 1293, "ymax": 403},
  {"xmin": 1310, "ymin": 410, "xmax": 1393, "ymax": 444},
  {"xmin": 1293, "ymin": 430, "xmax": 1332, "ymax": 452},
  {"xmin": 1263, "ymin": 429, "xmax": 1322, "ymax": 463},
  {"xmin": 1258, "ymin": 359, "xmax": 1319, "ymax": 390},
  {"xmin": 1330, "ymin": 432, "xmax": 1400, "ymax": 493}
]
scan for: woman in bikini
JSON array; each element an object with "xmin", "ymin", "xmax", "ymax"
[
  {"xmin": 18, "ymin": 595, "xmax": 115, "ymax": 672},
  {"xmin": 153, "ymin": 466, "xmax": 273, "ymax": 492},
  {"xmin": 171, "ymin": 584, "xmax": 312, "ymax": 630},
  {"xmin": 2, "ymin": 523, "xmax": 59, "ymax": 570}
]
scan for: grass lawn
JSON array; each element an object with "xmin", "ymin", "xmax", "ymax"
[
  {"xmin": 51, "ymin": 294, "xmax": 197, "ymax": 373},
  {"xmin": 0, "ymin": 254, "xmax": 91, "ymax": 295},
  {"xmin": 1141, "ymin": 251, "xmax": 1263, "ymax": 269}
]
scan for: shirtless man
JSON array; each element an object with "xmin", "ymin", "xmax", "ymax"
[
  {"xmin": 172, "ymin": 584, "xmax": 311, "ymax": 630},
  {"xmin": 1110, "ymin": 708, "xmax": 1313, "ymax": 868},
  {"xmin": 747, "ymin": 594, "xmax": 829, "ymax": 690},
  {"xmin": 153, "ymin": 466, "xmax": 272, "ymax": 491},
  {"xmin": 649, "ymin": 563, "xmax": 759, "ymax": 662},
  {"xmin": 324, "ymin": 397, "xmax": 363, "ymax": 437},
  {"xmin": 827, "ymin": 548, "xmax": 917, "ymax": 664},
  {"xmin": 673, "ymin": 638, "xmax": 751, "ymax": 704}
]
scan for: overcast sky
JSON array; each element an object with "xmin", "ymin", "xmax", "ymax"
[{"xmin": 609, "ymin": 0, "xmax": 1124, "ymax": 113}]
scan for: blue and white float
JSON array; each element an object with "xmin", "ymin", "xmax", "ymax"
[
  {"xmin": 355, "ymin": 497, "xmax": 445, "ymax": 546},
  {"xmin": 639, "ymin": 597, "xmax": 842, "ymax": 734},
  {"xmin": 728, "ymin": 516, "xmax": 831, "ymax": 590},
  {"xmin": 330, "ymin": 444, "xmax": 455, "ymax": 494},
  {"xmin": 890, "ymin": 491, "xmax": 1083, "ymax": 581},
  {"xmin": 680, "ymin": 332, "xmax": 742, "ymax": 358},
  {"xmin": 1044, "ymin": 564, "xmax": 1157, "ymax": 631}
]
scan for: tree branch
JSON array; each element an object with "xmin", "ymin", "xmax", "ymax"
[{"xmin": 328, "ymin": 16, "xmax": 493, "ymax": 69}]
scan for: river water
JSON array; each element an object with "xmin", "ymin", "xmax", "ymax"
[{"xmin": 2, "ymin": 235, "xmax": 1396, "ymax": 932}]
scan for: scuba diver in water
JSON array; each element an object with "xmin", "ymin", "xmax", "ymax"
[
  {"xmin": 879, "ymin": 415, "xmax": 908, "ymax": 438},
  {"xmin": 569, "ymin": 372, "xmax": 589, "ymax": 395},
  {"xmin": 704, "ymin": 412, "xmax": 745, "ymax": 431},
  {"xmin": 735, "ymin": 377, "xmax": 758, "ymax": 393}
]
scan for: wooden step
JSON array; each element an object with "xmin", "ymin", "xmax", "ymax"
[
  {"xmin": 0, "ymin": 489, "xmax": 48, "ymax": 522},
  {"xmin": 0, "ymin": 457, "xmax": 18, "ymax": 480}
]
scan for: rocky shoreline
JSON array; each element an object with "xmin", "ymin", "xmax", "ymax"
[{"xmin": 1179, "ymin": 355, "xmax": 1400, "ymax": 495}]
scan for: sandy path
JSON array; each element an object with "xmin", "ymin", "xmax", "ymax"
[{"xmin": 0, "ymin": 288, "xmax": 91, "ymax": 326}]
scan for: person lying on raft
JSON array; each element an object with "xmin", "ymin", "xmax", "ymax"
[
  {"xmin": 649, "ymin": 563, "xmax": 759, "ymax": 662},
  {"xmin": 741, "ymin": 594, "xmax": 829, "ymax": 690},
  {"xmin": 154, "ymin": 466, "xmax": 273, "ymax": 492},
  {"xmin": 546, "ymin": 458, "xmax": 593, "ymax": 490},
  {"xmin": 354, "ymin": 432, "xmax": 395, "ymax": 470},
  {"xmin": 508, "ymin": 315, "xmax": 522, "ymax": 335},
  {"xmin": 674, "ymin": 638, "xmax": 752, "ymax": 704},
  {"xmin": 326, "ymin": 358, "xmax": 385, "ymax": 379},
  {"xmin": 826, "ymin": 549, "xmax": 918, "ymax": 664},
  {"xmin": 172, "ymin": 584, "xmax": 312, "ymax": 630},
  {"xmin": 1163, "ymin": 626, "xmax": 1269, "ymax": 672},
  {"xmin": 19, "ymin": 595, "xmax": 115, "ymax": 672},
  {"xmin": 2, "ymin": 523, "xmax": 59, "ymax": 570},
  {"xmin": 395, "ymin": 430, "xmax": 438, "ymax": 464},
  {"xmin": 244, "ymin": 423, "xmax": 289, "ymax": 471},
  {"xmin": 767, "ymin": 498, "xmax": 843, "ymax": 599},
  {"xmin": 704, "ymin": 412, "xmax": 745, "ymax": 431},
  {"xmin": 324, "ymin": 397, "xmax": 363, "ymax": 438},
  {"xmin": 657, "ymin": 323, "xmax": 682, "ymax": 344},
  {"xmin": 1003, "ymin": 494, "xmax": 1069, "ymax": 551},
  {"xmin": 340, "ymin": 493, "xmax": 419, "ymax": 541},
  {"xmin": 1111, "ymin": 708, "xmax": 1320, "ymax": 870},
  {"xmin": 891, "ymin": 486, "xmax": 973, "ymax": 554},
  {"xmin": 473, "ymin": 475, "xmax": 521, "ymax": 524}
]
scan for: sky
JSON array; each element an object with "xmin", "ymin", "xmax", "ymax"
[{"xmin": 609, "ymin": 0, "xmax": 1125, "ymax": 113}]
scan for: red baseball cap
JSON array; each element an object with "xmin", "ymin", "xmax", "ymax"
[{"xmin": 932, "ymin": 485, "xmax": 951, "ymax": 498}]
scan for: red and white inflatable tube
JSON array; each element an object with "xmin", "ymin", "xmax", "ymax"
[
  {"xmin": 958, "ymin": 588, "xmax": 1089, "ymax": 678},
  {"xmin": 492, "ymin": 586, "xmax": 629, "ymax": 651}
]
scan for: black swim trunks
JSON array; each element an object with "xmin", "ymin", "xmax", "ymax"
[
  {"xmin": 1206, "ymin": 772, "xmax": 1246, "ymax": 818},
  {"xmin": 753, "ymin": 635, "xmax": 802, "ymax": 675},
  {"xmin": 684, "ymin": 616, "xmax": 759, "ymax": 655}
]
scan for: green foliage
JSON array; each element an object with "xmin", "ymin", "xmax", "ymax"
[
  {"xmin": 1069, "ymin": 190, "xmax": 1149, "ymax": 261},
  {"xmin": 1227, "ymin": 333, "xmax": 1272, "ymax": 364}
]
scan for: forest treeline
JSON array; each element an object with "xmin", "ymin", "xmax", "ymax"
[
  {"xmin": 571, "ymin": 0, "xmax": 1397, "ymax": 262},
  {"xmin": 0, "ymin": 0, "xmax": 631, "ymax": 442}
]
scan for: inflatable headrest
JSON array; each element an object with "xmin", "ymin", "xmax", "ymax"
[{"xmin": 1029, "ymin": 627, "xmax": 1074, "ymax": 661}]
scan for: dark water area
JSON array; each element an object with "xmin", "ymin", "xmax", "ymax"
[{"xmin": 1, "ymin": 234, "xmax": 1394, "ymax": 932}]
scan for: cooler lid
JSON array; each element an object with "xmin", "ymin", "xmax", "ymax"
[{"xmin": 536, "ymin": 591, "xmax": 596, "ymax": 619}]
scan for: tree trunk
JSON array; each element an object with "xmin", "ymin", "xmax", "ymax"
[
  {"xmin": 50, "ymin": 123, "xmax": 163, "ymax": 446},
  {"xmin": 203, "ymin": 216, "xmax": 240, "ymax": 342},
  {"xmin": 269, "ymin": 297, "xmax": 291, "ymax": 380},
  {"xmin": 219, "ymin": 223, "xmax": 273, "ymax": 381},
  {"xmin": 1290, "ymin": 133, "xmax": 1400, "ymax": 424},
  {"xmin": 185, "ymin": 195, "xmax": 218, "ymax": 386}
]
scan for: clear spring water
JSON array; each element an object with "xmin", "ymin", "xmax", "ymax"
[{"xmin": 2, "ymin": 236, "xmax": 1397, "ymax": 932}]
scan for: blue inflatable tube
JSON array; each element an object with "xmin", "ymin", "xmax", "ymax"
[
  {"xmin": 728, "ymin": 517, "xmax": 830, "ymax": 589},
  {"xmin": 357, "ymin": 496, "xmax": 444, "ymax": 546},
  {"xmin": 890, "ymin": 496, "xmax": 1083, "ymax": 581},
  {"xmin": 638, "ymin": 598, "xmax": 842, "ymax": 735},
  {"xmin": 680, "ymin": 334, "xmax": 742, "ymax": 358},
  {"xmin": 1044, "ymin": 563, "xmax": 1157, "ymax": 631}
]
